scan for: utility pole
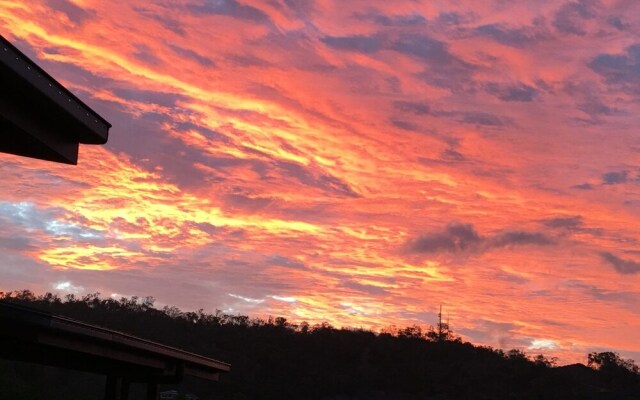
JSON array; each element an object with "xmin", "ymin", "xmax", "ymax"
[
  {"xmin": 437, "ymin": 304, "xmax": 442, "ymax": 339},
  {"xmin": 436, "ymin": 304, "xmax": 451, "ymax": 342}
]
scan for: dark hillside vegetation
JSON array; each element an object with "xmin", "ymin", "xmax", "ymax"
[{"xmin": 1, "ymin": 290, "xmax": 639, "ymax": 400}]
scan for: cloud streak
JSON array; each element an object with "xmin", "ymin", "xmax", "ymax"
[
  {"xmin": 600, "ymin": 252, "xmax": 640, "ymax": 275},
  {"xmin": 0, "ymin": 0, "xmax": 639, "ymax": 365},
  {"xmin": 406, "ymin": 222, "xmax": 554, "ymax": 255}
]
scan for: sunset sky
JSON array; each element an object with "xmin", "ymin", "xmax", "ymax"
[{"xmin": 1, "ymin": 0, "xmax": 640, "ymax": 364}]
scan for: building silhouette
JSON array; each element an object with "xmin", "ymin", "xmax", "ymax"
[{"xmin": 0, "ymin": 34, "xmax": 230, "ymax": 399}]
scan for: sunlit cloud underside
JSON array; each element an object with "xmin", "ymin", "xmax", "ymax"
[{"xmin": 1, "ymin": 0, "xmax": 640, "ymax": 364}]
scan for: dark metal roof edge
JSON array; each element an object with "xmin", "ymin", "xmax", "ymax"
[
  {"xmin": 0, "ymin": 301, "xmax": 230, "ymax": 372},
  {"xmin": 50, "ymin": 318, "xmax": 232, "ymax": 371},
  {"xmin": 0, "ymin": 34, "xmax": 112, "ymax": 134}
]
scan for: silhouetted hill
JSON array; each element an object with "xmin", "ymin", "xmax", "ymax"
[{"xmin": 1, "ymin": 290, "xmax": 638, "ymax": 400}]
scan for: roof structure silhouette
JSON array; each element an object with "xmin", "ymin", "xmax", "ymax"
[
  {"xmin": 0, "ymin": 301, "xmax": 230, "ymax": 399},
  {"xmin": 0, "ymin": 34, "xmax": 111, "ymax": 164}
]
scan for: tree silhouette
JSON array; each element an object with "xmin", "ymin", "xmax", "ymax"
[
  {"xmin": 1, "ymin": 290, "xmax": 639, "ymax": 400},
  {"xmin": 587, "ymin": 351, "xmax": 639, "ymax": 389},
  {"xmin": 588, "ymin": 351, "xmax": 638, "ymax": 373}
]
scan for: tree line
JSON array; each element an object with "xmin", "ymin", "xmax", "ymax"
[{"xmin": 0, "ymin": 290, "xmax": 638, "ymax": 400}]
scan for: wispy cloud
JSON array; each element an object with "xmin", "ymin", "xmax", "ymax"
[
  {"xmin": 406, "ymin": 222, "xmax": 554, "ymax": 255},
  {"xmin": 1, "ymin": 0, "xmax": 640, "ymax": 364},
  {"xmin": 600, "ymin": 252, "xmax": 640, "ymax": 275}
]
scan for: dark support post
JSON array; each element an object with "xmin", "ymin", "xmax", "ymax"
[
  {"xmin": 105, "ymin": 375, "xmax": 118, "ymax": 400},
  {"xmin": 120, "ymin": 378, "xmax": 130, "ymax": 400},
  {"xmin": 146, "ymin": 380, "xmax": 158, "ymax": 400}
]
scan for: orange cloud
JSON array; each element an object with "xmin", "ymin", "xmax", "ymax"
[{"xmin": 1, "ymin": 0, "xmax": 640, "ymax": 364}]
